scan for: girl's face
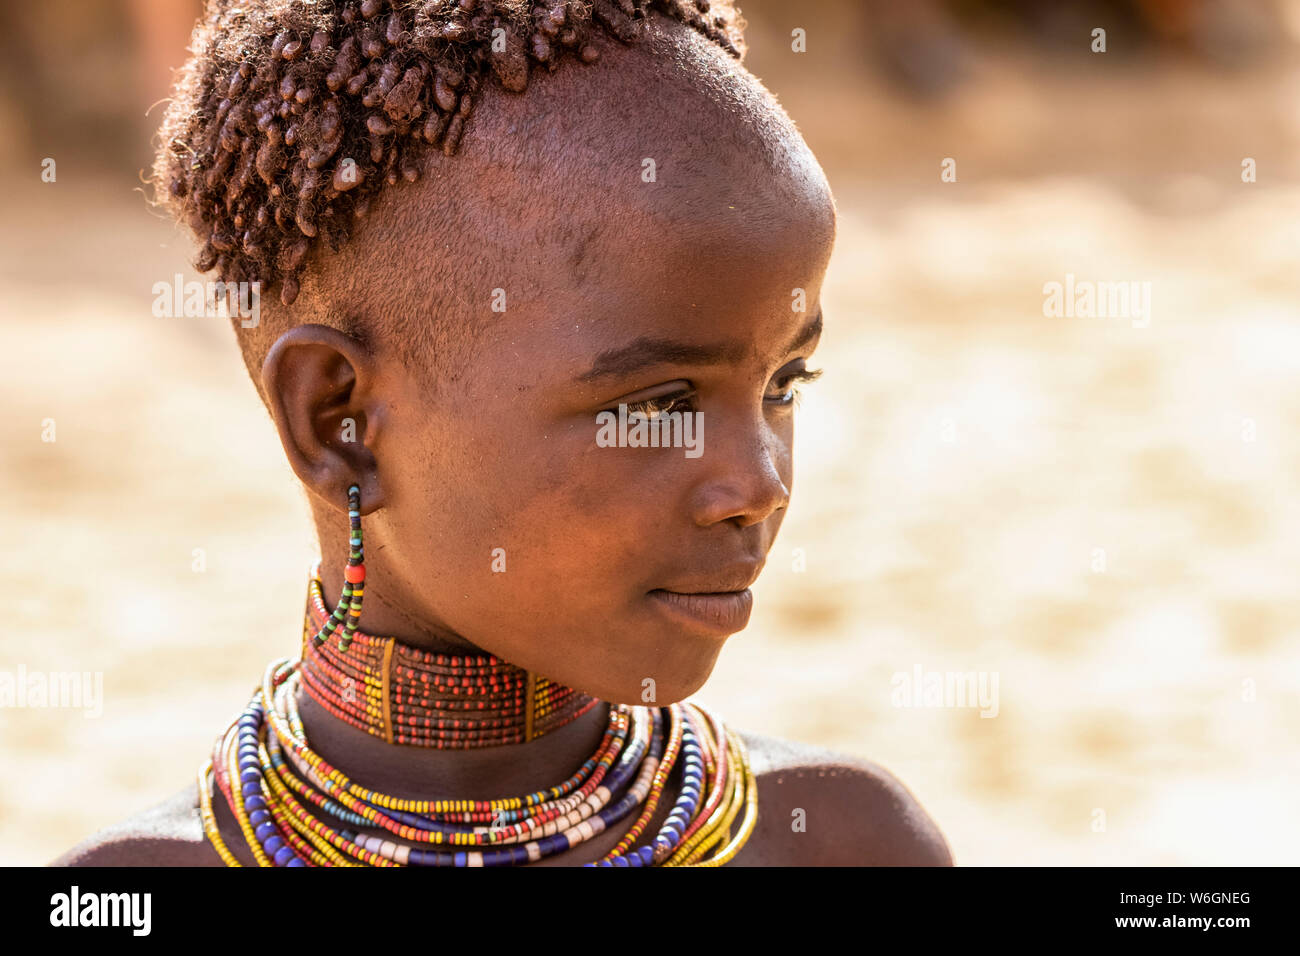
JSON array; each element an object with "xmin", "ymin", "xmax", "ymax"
[{"xmin": 297, "ymin": 22, "xmax": 837, "ymax": 704}]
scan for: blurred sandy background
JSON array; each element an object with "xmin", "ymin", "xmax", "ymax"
[{"xmin": 2, "ymin": 0, "xmax": 1298, "ymax": 866}]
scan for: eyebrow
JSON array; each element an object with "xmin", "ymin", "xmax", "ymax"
[{"xmin": 575, "ymin": 309, "xmax": 823, "ymax": 384}]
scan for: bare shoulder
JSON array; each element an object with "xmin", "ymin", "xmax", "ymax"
[
  {"xmin": 48, "ymin": 781, "xmax": 226, "ymax": 867},
  {"xmin": 726, "ymin": 728, "xmax": 954, "ymax": 866}
]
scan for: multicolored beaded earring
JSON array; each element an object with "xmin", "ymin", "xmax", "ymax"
[{"xmin": 308, "ymin": 484, "xmax": 365, "ymax": 653}]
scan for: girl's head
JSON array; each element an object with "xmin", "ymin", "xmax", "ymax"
[{"xmin": 156, "ymin": 1, "xmax": 836, "ymax": 705}]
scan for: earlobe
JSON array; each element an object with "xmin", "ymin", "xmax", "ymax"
[{"xmin": 261, "ymin": 324, "xmax": 385, "ymax": 513}]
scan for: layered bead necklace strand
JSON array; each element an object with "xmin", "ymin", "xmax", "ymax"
[{"xmin": 198, "ymin": 568, "xmax": 758, "ymax": 867}]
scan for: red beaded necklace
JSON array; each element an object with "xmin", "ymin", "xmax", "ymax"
[{"xmin": 300, "ymin": 563, "xmax": 600, "ymax": 748}]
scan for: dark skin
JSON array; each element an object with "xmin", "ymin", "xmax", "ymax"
[{"xmin": 51, "ymin": 18, "xmax": 951, "ymax": 867}]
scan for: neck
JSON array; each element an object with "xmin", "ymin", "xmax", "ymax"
[{"xmin": 296, "ymin": 561, "xmax": 611, "ymax": 797}]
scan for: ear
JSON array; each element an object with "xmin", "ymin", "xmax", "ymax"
[{"xmin": 261, "ymin": 323, "xmax": 386, "ymax": 514}]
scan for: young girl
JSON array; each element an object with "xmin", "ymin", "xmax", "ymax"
[{"xmin": 52, "ymin": 0, "xmax": 951, "ymax": 867}]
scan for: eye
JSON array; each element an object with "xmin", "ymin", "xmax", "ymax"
[
  {"xmin": 765, "ymin": 364, "xmax": 823, "ymax": 406},
  {"xmin": 623, "ymin": 390, "xmax": 698, "ymax": 420}
]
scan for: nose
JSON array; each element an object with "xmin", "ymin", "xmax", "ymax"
[{"xmin": 687, "ymin": 410, "xmax": 791, "ymax": 529}]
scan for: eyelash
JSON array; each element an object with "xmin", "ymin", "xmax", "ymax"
[
  {"xmin": 620, "ymin": 367, "xmax": 824, "ymax": 418},
  {"xmin": 769, "ymin": 367, "xmax": 824, "ymax": 408}
]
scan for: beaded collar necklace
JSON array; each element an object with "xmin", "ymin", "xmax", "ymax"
[
  {"xmin": 200, "ymin": 657, "xmax": 756, "ymax": 866},
  {"xmin": 299, "ymin": 563, "xmax": 601, "ymax": 748},
  {"xmin": 197, "ymin": 487, "xmax": 758, "ymax": 866}
]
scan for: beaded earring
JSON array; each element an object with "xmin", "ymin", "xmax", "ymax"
[{"xmin": 309, "ymin": 484, "xmax": 365, "ymax": 652}]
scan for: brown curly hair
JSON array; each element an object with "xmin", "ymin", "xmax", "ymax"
[{"xmin": 152, "ymin": 0, "xmax": 747, "ymax": 313}]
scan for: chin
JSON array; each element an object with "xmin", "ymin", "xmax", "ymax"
[{"xmin": 600, "ymin": 633, "xmax": 725, "ymax": 707}]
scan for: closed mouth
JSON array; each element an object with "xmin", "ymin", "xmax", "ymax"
[{"xmin": 646, "ymin": 587, "xmax": 754, "ymax": 635}]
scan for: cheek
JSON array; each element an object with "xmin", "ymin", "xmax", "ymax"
[
  {"xmin": 394, "ymin": 414, "xmax": 652, "ymax": 607},
  {"xmin": 479, "ymin": 437, "xmax": 659, "ymax": 597}
]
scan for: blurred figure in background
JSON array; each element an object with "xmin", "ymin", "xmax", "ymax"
[
  {"xmin": 864, "ymin": 0, "xmax": 1291, "ymax": 97},
  {"xmin": 0, "ymin": 0, "xmax": 197, "ymax": 172}
]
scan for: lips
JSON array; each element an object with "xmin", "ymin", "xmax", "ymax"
[
  {"xmin": 646, "ymin": 584, "xmax": 756, "ymax": 636},
  {"xmin": 645, "ymin": 557, "xmax": 763, "ymax": 635}
]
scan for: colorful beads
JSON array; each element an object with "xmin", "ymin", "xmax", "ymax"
[
  {"xmin": 310, "ymin": 484, "xmax": 366, "ymax": 653},
  {"xmin": 300, "ymin": 563, "xmax": 600, "ymax": 748},
  {"xmin": 198, "ymin": 564, "xmax": 759, "ymax": 867},
  {"xmin": 201, "ymin": 672, "xmax": 756, "ymax": 867}
]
